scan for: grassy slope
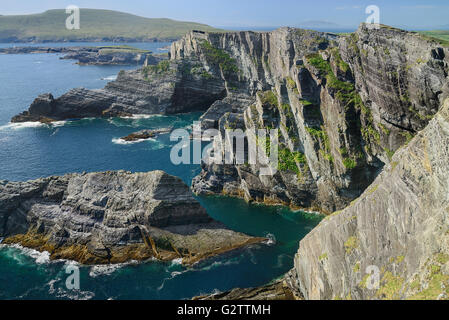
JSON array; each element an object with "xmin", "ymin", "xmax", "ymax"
[
  {"xmin": 419, "ymin": 30, "xmax": 449, "ymax": 46},
  {"xmin": 0, "ymin": 9, "xmax": 223, "ymax": 42}
]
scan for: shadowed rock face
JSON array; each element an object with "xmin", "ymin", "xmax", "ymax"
[
  {"xmin": 0, "ymin": 170, "xmax": 264, "ymax": 265},
  {"xmin": 288, "ymin": 99, "xmax": 449, "ymax": 300}
]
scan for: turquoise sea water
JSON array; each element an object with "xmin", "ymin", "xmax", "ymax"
[{"xmin": 0, "ymin": 43, "xmax": 322, "ymax": 300}]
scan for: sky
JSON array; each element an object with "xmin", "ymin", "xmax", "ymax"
[{"xmin": 1, "ymin": 0, "xmax": 449, "ymax": 29}]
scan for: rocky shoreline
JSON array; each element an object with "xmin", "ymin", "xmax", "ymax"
[
  {"xmin": 0, "ymin": 170, "xmax": 265, "ymax": 266},
  {"xmin": 0, "ymin": 45, "xmax": 167, "ymax": 66}
]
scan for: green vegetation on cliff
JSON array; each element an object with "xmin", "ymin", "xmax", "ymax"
[
  {"xmin": 199, "ymin": 40, "xmax": 239, "ymax": 75},
  {"xmin": 0, "ymin": 9, "xmax": 222, "ymax": 42},
  {"xmin": 142, "ymin": 61, "xmax": 172, "ymax": 80}
]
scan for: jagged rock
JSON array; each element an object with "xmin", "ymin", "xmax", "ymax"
[
  {"xmin": 0, "ymin": 170, "xmax": 265, "ymax": 265},
  {"xmin": 120, "ymin": 128, "xmax": 172, "ymax": 142},
  {"xmin": 288, "ymin": 98, "xmax": 449, "ymax": 300}
]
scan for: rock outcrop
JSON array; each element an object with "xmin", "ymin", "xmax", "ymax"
[
  {"xmin": 12, "ymin": 57, "xmax": 227, "ymax": 122},
  {"xmin": 0, "ymin": 170, "xmax": 264, "ymax": 265},
  {"xmin": 288, "ymin": 98, "xmax": 449, "ymax": 300},
  {"xmin": 120, "ymin": 128, "xmax": 172, "ymax": 142}
]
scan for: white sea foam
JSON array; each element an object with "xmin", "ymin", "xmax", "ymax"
[
  {"xmin": 198, "ymin": 258, "xmax": 241, "ymax": 271},
  {"xmin": 265, "ymin": 233, "xmax": 277, "ymax": 246},
  {"xmin": 112, "ymin": 137, "xmax": 157, "ymax": 145},
  {"xmin": 157, "ymin": 268, "xmax": 190, "ymax": 291},
  {"xmin": 0, "ymin": 122, "xmax": 46, "ymax": 130},
  {"xmin": 50, "ymin": 121, "xmax": 68, "ymax": 127},
  {"xmin": 0, "ymin": 120, "xmax": 68, "ymax": 131},
  {"xmin": 89, "ymin": 261, "xmax": 138, "ymax": 278},
  {"xmin": 170, "ymin": 258, "xmax": 183, "ymax": 266},
  {"xmin": 89, "ymin": 265, "xmax": 122, "ymax": 278},
  {"xmin": 101, "ymin": 75, "xmax": 117, "ymax": 81},
  {"xmin": 122, "ymin": 114, "xmax": 163, "ymax": 120},
  {"xmin": 0, "ymin": 243, "xmax": 51, "ymax": 264}
]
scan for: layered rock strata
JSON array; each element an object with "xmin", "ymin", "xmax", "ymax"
[
  {"xmin": 288, "ymin": 99, "xmax": 449, "ymax": 300},
  {"xmin": 0, "ymin": 170, "xmax": 264, "ymax": 265}
]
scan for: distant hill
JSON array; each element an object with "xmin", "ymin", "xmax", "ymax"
[
  {"xmin": 419, "ymin": 30, "xmax": 449, "ymax": 44},
  {"xmin": 0, "ymin": 9, "xmax": 223, "ymax": 42}
]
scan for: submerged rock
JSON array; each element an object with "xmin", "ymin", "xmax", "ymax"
[{"xmin": 0, "ymin": 170, "xmax": 264, "ymax": 265}]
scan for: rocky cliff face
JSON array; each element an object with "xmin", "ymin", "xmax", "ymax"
[
  {"xmin": 288, "ymin": 98, "xmax": 449, "ymax": 300},
  {"xmin": 175, "ymin": 26, "xmax": 449, "ymax": 213},
  {"xmin": 0, "ymin": 170, "xmax": 263, "ymax": 265}
]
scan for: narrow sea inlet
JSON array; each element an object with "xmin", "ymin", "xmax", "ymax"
[{"xmin": 0, "ymin": 45, "xmax": 322, "ymax": 299}]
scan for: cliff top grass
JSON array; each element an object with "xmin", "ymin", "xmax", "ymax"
[
  {"xmin": 142, "ymin": 60, "xmax": 171, "ymax": 79},
  {"xmin": 0, "ymin": 9, "xmax": 223, "ymax": 42},
  {"xmin": 199, "ymin": 40, "xmax": 239, "ymax": 75}
]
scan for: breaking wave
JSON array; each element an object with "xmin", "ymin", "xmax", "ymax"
[
  {"xmin": 112, "ymin": 137, "xmax": 157, "ymax": 145},
  {"xmin": 0, "ymin": 244, "xmax": 50, "ymax": 265},
  {"xmin": 101, "ymin": 75, "xmax": 117, "ymax": 81},
  {"xmin": 89, "ymin": 261, "xmax": 138, "ymax": 278},
  {"xmin": 0, "ymin": 121, "xmax": 68, "ymax": 131}
]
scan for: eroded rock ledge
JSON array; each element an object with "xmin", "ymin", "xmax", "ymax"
[{"xmin": 0, "ymin": 170, "xmax": 264, "ymax": 265}]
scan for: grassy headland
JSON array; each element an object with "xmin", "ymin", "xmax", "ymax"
[{"xmin": 0, "ymin": 9, "xmax": 223, "ymax": 42}]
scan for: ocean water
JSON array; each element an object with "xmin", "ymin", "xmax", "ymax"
[{"xmin": 0, "ymin": 43, "xmax": 322, "ymax": 300}]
